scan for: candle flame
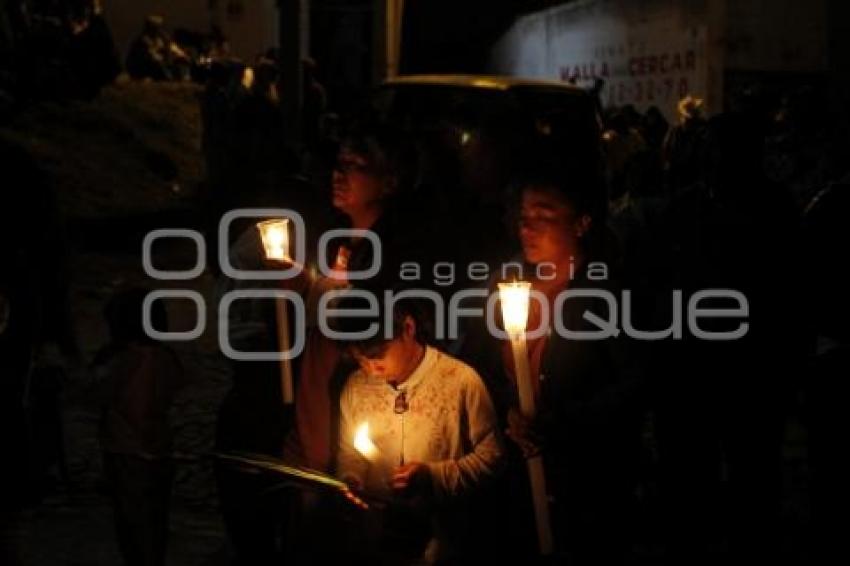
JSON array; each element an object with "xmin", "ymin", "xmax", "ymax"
[
  {"xmin": 498, "ymin": 281, "xmax": 531, "ymax": 335},
  {"xmin": 353, "ymin": 422, "xmax": 378, "ymax": 460},
  {"xmin": 257, "ymin": 219, "xmax": 290, "ymax": 261}
]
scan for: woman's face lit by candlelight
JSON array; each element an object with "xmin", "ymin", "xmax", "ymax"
[
  {"xmin": 518, "ymin": 185, "xmax": 591, "ymax": 268},
  {"xmin": 331, "ymin": 147, "xmax": 389, "ymax": 219}
]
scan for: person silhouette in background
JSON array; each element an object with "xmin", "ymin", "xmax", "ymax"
[
  {"xmin": 93, "ymin": 287, "xmax": 184, "ymax": 566},
  {"xmin": 126, "ymin": 15, "xmax": 188, "ymax": 81},
  {"xmin": 654, "ymin": 112, "xmax": 804, "ymax": 564}
]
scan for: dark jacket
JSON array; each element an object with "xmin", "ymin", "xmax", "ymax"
[{"xmin": 459, "ymin": 260, "xmax": 645, "ymax": 487}]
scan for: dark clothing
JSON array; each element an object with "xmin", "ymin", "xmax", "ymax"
[
  {"xmin": 96, "ymin": 341, "xmax": 183, "ymax": 566},
  {"xmin": 126, "ymin": 32, "xmax": 170, "ymax": 81},
  {"xmin": 216, "ymin": 360, "xmax": 291, "ymax": 456},
  {"xmin": 460, "ymin": 262, "xmax": 644, "ymax": 562},
  {"xmin": 68, "ymin": 15, "xmax": 120, "ymax": 98},
  {"xmin": 663, "ymin": 118, "xmax": 707, "ymax": 193},
  {"xmin": 650, "ymin": 167, "xmax": 804, "ymax": 562},
  {"xmin": 230, "ymin": 92, "xmax": 291, "ymax": 178},
  {"xmin": 807, "ymin": 343, "xmax": 850, "ymax": 564},
  {"xmin": 301, "ymin": 78, "xmax": 327, "ymax": 147},
  {"xmin": 98, "ymin": 343, "xmax": 183, "ymax": 458},
  {"xmin": 214, "ymin": 462, "xmax": 292, "ymax": 566},
  {"xmin": 214, "ymin": 358, "xmax": 292, "ymax": 565},
  {"xmin": 103, "ymin": 453, "xmax": 174, "ymax": 566}
]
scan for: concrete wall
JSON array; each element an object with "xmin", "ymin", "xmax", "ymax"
[
  {"xmin": 103, "ymin": 0, "xmax": 278, "ymax": 63},
  {"xmin": 489, "ymin": 0, "xmax": 827, "ymax": 120},
  {"xmin": 489, "ymin": 0, "xmax": 719, "ymax": 121}
]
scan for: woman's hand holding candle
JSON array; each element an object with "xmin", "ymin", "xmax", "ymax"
[
  {"xmin": 391, "ymin": 462, "xmax": 431, "ymax": 496},
  {"xmin": 506, "ymin": 408, "xmax": 542, "ymax": 458}
]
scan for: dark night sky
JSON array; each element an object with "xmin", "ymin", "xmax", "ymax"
[{"xmin": 401, "ymin": 0, "xmax": 564, "ymax": 73}]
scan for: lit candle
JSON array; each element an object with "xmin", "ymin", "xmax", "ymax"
[
  {"xmin": 257, "ymin": 218, "xmax": 294, "ymax": 404},
  {"xmin": 498, "ymin": 280, "xmax": 553, "ymax": 556},
  {"xmin": 498, "ymin": 281, "xmax": 531, "ymax": 335},
  {"xmin": 498, "ymin": 281, "xmax": 536, "ymax": 416},
  {"xmin": 353, "ymin": 422, "xmax": 379, "ymax": 461},
  {"xmin": 257, "ymin": 218, "xmax": 290, "ymax": 261}
]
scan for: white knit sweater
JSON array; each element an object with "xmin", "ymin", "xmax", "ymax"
[{"xmin": 337, "ymin": 346, "xmax": 504, "ymax": 500}]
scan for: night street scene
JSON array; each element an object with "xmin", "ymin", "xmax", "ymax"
[{"xmin": 1, "ymin": 0, "xmax": 848, "ymax": 564}]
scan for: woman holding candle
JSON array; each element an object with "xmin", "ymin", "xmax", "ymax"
[
  {"xmin": 217, "ymin": 124, "xmax": 417, "ymax": 563},
  {"xmin": 280, "ymin": 124, "xmax": 417, "ymax": 474},
  {"xmin": 460, "ymin": 152, "xmax": 645, "ymax": 563},
  {"xmin": 335, "ymin": 295, "xmax": 504, "ymax": 564}
]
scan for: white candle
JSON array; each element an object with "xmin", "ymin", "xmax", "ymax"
[
  {"xmin": 498, "ymin": 281, "xmax": 532, "ymax": 336},
  {"xmin": 498, "ymin": 281, "xmax": 554, "ymax": 556}
]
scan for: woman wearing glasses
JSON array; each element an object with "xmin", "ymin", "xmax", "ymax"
[
  {"xmin": 283, "ymin": 124, "xmax": 415, "ymax": 474},
  {"xmin": 217, "ymin": 124, "xmax": 417, "ymax": 564}
]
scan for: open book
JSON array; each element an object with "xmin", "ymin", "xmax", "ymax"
[{"xmin": 213, "ymin": 451, "xmax": 376, "ymax": 508}]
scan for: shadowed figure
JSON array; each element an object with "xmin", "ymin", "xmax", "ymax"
[
  {"xmin": 653, "ymin": 112, "xmax": 805, "ymax": 564},
  {"xmin": 802, "ymin": 179, "xmax": 850, "ymax": 564},
  {"xmin": 93, "ymin": 287, "xmax": 185, "ymax": 566}
]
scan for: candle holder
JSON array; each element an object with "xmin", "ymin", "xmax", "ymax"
[
  {"xmin": 257, "ymin": 218, "xmax": 290, "ymax": 262},
  {"xmin": 257, "ymin": 217, "xmax": 295, "ymax": 404}
]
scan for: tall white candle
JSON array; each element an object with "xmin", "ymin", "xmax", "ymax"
[{"xmin": 498, "ymin": 281, "xmax": 554, "ymax": 556}]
